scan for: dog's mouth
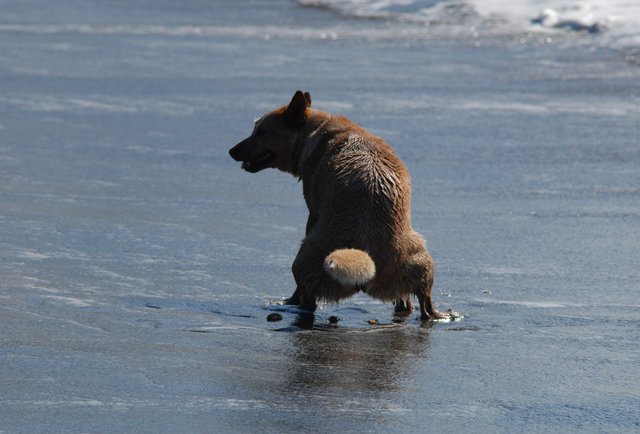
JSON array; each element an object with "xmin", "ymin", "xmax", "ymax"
[{"xmin": 241, "ymin": 151, "xmax": 276, "ymax": 173}]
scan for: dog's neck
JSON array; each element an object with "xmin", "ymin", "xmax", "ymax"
[{"xmin": 292, "ymin": 111, "xmax": 331, "ymax": 178}]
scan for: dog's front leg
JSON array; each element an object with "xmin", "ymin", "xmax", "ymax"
[
  {"xmin": 284, "ymin": 214, "xmax": 317, "ymax": 306},
  {"xmin": 284, "ymin": 287, "xmax": 301, "ymax": 305},
  {"xmin": 394, "ymin": 296, "xmax": 414, "ymax": 315},
  {"xmin": 286, "ymin": 286, "xmax": 317, "ymax": 312},
  {"xmin": 290, "ymin": 248, "xmax": 319, "ymax": 312},
  {"xmin": 305, "ymin": 213, "xmax": 317, "ymax": 236}
]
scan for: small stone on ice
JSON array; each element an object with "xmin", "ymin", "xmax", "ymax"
[
  {"xmin": 329, "ymin": 315, "xmax": 339, "ymax": 324},
  {"xmin": 367, "ymin": 319, "xmax": 378, "ymax": 325},
  {"xmin": 267, "ymin": 313, "xmax": 283, "ymax": 322}
]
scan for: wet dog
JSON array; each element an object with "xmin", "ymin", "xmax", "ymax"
[{"xmin": 229, "ymin": 91, "xmax": 454, "ymax": 320}]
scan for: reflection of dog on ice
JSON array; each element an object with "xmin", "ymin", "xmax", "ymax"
[{"xmin": 230, "ymin": 91, "xmax": 458, "ymax": 320}]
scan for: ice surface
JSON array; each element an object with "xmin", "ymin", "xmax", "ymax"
[{"xmin": 1, "ymin": 0, "xmax": 639, "ymax": 432}]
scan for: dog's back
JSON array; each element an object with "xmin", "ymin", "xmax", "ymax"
[{"xmin": 297, "ymin": 116, "xmax": 428, "ymax": 302}]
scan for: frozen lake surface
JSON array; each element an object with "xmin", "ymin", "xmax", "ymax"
[{"xmin": 1, "ymin": 0, "xmax": 639, "ymax": 432}]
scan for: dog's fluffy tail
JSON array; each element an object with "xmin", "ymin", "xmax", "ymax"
[{"xmin": 323, "ymin": 249, "xmax": 376, "ymax": 287}]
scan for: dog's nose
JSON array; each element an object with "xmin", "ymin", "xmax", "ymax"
[
  {"xmin": 229, "ymin": 137, "xmax": 252, "ymax": 161},
  {"xmin": 229, "ymin": 145, "xmax": 240, "ymax": 161}
]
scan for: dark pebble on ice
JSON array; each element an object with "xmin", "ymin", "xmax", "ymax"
[
  {"xmin": 267, "ymin": 313, "xmax": 283, "ymax": 322},
  {"xmin": 328, "ymin": 315, "xmax": 339, "ymax": 324}
]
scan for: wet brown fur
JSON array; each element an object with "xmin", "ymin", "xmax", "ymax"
[{"xmin": 229, "ymin": 91, "xmax": 449, "ymax": 320}]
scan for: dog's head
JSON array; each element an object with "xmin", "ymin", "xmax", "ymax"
[{"xmin": 229, "ymin": 90, "xmax": 312, "ymax": 174}]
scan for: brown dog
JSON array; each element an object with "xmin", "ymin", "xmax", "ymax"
[{"xmin": 229, "ymin": 91, "xmax": 454, "ymax": 320}]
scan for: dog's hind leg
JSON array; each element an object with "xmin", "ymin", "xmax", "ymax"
[
  {"xmin": 416, "ymin": 288, "xmax": 447, "ymax": 320},
  {"xmin": 402, "ymin": 248, "xmax": 451, "ymax": 320},
  {"xmin": 414, "ymin": 269, "xmax": 451, "ymax": 320}
]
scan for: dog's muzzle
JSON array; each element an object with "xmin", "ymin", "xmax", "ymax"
[{"xmin": 229, "ymin": 139, "xmax": 276, "ymax": 173}]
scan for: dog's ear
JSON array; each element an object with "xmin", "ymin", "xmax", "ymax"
[
  {"xmin": 303, "ymin": 92, "xmax": 311, "ymax": 108},
  {"xmin": 285, "ymin": 90, "xmax": 308, "ymax": 126}
]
